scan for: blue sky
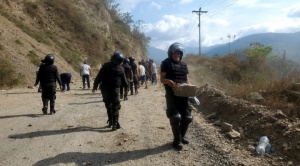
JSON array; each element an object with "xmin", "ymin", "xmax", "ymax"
[{"xmin": 115, "ymin": 0, "xmax": 300, "ymax": 50}]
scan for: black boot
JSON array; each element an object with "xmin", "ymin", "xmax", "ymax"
[
  {"xmin": 112, "ymin": 115, "xmax": 121, "ymax": 131},
  {"xmin": 181, "ymin": 123, "xmax": 190, "ymax": 144},
  {"xmin": 42, "ymin": 99, "xmax": 49, "ymax": 115},
  {"xmin": 49, "ymin": 100, "xmax": 55, "ymax": 115},
  {"xmin": 107, "ymin": 109, "xmax": 113, "ymax": 128},
  {"xmin": 171, "ymin": 123, "xmax": 183, "ymax": 150},
  {"xmin": 130, "ymin": 82, "xmax": 134, "ymax": 95}
]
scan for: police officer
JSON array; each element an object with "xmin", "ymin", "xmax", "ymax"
[
  {"xmin": 160, "ymin": 42, "xmax": 193, "ymax": 150},
  {"xmin": 34, "ymin": 54, "xmax": 62, "ymax": 115},
  {"xmin": 128, "ymin": 56, "xmax": 138, "ymax": 95},
  {"xmin": 92, "ymin": 51, "xmax": 128, "ymax": 131},
  {"xmin": 120, "ymin": 58, "xmax": 133, "ymax": 100}
]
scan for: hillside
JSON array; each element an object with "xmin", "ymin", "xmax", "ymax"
[
  {"xmin": 205, "ymin": 32, "xmax": 300, "ymax": 62},
  {"xmin": 148, "ymin": 32, "xmax": 300, "ymax": 64},
  {"xmin": 0, "ymin": 0, "xmax": 148, "ymax": 88}
]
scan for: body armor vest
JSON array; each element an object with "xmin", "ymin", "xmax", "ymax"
[
  {"xmin": 122, "ymin": 64, "xmax": 132, "ymax": 79},
  {"xmin": 38, "ymin": 64, "xmax": 58, "ymax": 86},
  {"xmin": 101, "ymin": 62, "xmax": 124, "ymax": 88},
  {"xmin": 163, "ymin": 58, "xmax": 188, "ymax": 83}
]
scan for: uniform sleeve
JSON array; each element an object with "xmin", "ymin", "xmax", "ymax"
[
  {"xmin": 121, "ymin": 72, "xmax": 128, "ymax": 87},
  {"xmin": 35, "ymin": 67, "xmax": 41, "ymax": 85},
  {"xmin": 160, "ymin": 61, "xmax": 168, "ymax": 73},
  {"xmin": 55, "ymin": 67, "xmax": 62, "ymax": 86},
  {"xmin": 93, "ymin": 66, "xmax": 104, "ymax": 89}
]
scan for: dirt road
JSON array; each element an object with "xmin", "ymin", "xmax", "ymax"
[{"xmin": 0, "ymin": 81, "xmax": 271, "ymax": 166}]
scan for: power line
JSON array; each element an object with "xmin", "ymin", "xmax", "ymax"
[
  {"xmin": 192, "ymin": 7, "xmax": 208, "ymax": 55},
  {"xmin": 183, "ymin": 14, "xmax": 198, "ymax": 44},
  {"xmin": 202, "ymin": 0, "xmax": 238, "ymax": 22}
]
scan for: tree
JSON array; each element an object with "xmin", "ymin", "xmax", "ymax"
[{"xmin": 244, "ymin": 42, "xmax": 273, "ymax": 67}]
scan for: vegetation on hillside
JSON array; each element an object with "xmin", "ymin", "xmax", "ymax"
[
  {"xmin": 0, "ymin": 55, "xmax": 22, "ymax": 88},
  {"xmin": 0, "ymin": 0, "xmax": 150, "ymax": 88},
  {"xmin": 185, "ymin": 42, "xmax": 300, "ymax": 115}
]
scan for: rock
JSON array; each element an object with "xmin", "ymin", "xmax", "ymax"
[
  {"xmin": 221, "ymin": 122, "xmax": 233, "ymax": 132},
  {"xmin": 287, "ymin": 161, "xmax": 293, "ymax": 166},
  {"xmin": 274, "ymin": 109, "xmax": 287, "ymax": 119},
  {"xmin": 247, "ymin": 145, "xmax": 255, "ymax": 151},
  {"xmin": 226, "ymin": 129, "xmax": 240, "ymax": 139},
  {"xmin": 207, "ymin": 112, "xmax": 217, "ymax": 120},
  {"xmin": 214, "ymin": 119, "xmax": 222, "ymax": 126},
  {"xmin": 249, "ymin": 92, "xmax": 264, "ymax": 100}
]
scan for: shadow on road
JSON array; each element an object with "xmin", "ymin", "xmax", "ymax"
[
  {"xmin": 6, "ymin": 92, "xmax": 37, "ymax": 95},
  {"xmin": 68, "ymin": 100, "xmax": 102, "ymax": 105},
  {"xmin": 32, "ymin": 143, "xmax": 172, "ymax": 166},
  {"xmin": 0, "ymin": 114, "xmax": 41, "ymax": 119},
  {"xmin": 8, "ymin": 126, "xmax": 112, "ymax": 139}
]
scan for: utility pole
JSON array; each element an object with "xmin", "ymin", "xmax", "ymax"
[
  {"xmin": 192, "ymin": 7, "xmax": 207, "ymax": 55},
  {"xmin": 227, "ymin": 34, "xmax": 236, "ymax": 54}
]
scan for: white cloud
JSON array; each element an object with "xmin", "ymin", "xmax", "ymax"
[
  {"xmin": 142, "ymin": 15, "xmax": 191, "ymax": 49},
  {"xmin": 117, "ymin": 0, "xmax": 300, "ymax": 48},
  {"xmin": 287, "ymin": 4, "xmax": 300, "ymax": 18},
  {"xmin": 179, "ymin": 0, "xmax": 194, "ymax": 4},
  {"xmin": 150, "ymin": 2, "xmax": 162, "ymax": 10},
  {"xmin": 115, "ymin": 0, "xmax": 147, "ymax": 13}
]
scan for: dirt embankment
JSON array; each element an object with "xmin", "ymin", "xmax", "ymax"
[
  {"xmin": 197, "ymin": 85, "xmax": 300, "ymax": 165},
  {"xmin": 0, "ymin": 81, "xmax": 296, "ymax": 166}
]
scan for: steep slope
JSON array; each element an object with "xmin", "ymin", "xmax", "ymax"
[{"xmin": 0, "ymin": 0, "xmax": 147, "ymax": 88}]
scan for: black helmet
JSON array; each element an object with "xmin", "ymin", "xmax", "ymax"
[
  {"xmin": 111, "ymin": 51, "xmax": 124, "ymax": 65},
  {"xmin": 123, "ymin": 58, "xmax": 130, "ymax": 64},
  {"xmin": 42, "ymin": 54, "xmax": 55, "ymax": 64},
  {"xmin": 128, "ymin": 56, "xmax": 135, "ymax": 63},
  {"xmin": 167, "ymin": 42, "xmax": 184, "ymax": 60}
]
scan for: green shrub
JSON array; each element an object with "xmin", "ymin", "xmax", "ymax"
[
  {"xmin": 15, "ymin": 39, "xmax": 23, "ymax": 45},
  {"xmin": 0, "ymin": 43, "xmax": 4, "ymax": 50},
  {"xmin": 0, "ymin": 56, "xmax": 21, "ymax": 88},
  {"xmin": 27, "ymin": 50, "xmax": 41, "ymax": 66}
]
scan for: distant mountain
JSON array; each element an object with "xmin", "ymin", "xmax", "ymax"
[
  {"xmin": 147, "ymin": 47, "xmax": 167, "ymax": 65},
  {"xmin": 205, "ymin": 32, "xmax": 300, "ymax": 62},
  {"xmin": 148, "ymin": 31, "xmax": 300, "ymax": 64},
  {"xmin": 147, "ymin": 46, "xmax": 215, "ymax": 65}
]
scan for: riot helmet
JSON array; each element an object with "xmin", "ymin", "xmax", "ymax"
[
  {"xmin": 167, "ymin": 42, "xmax": 184, "ymax": 60},
  {"xmin": 42, "ymin": 54, "xmax": 55, "ymax": 64},
  {"xmin": 111, "ymin": 51, "xmax": 124, "ymax": 65},
  {"xmin": 123, "ymin": 58, "xmax": 130, "ymax": 64},
  {"xmin": 128, "ymin": 56, "xmax": 135, "ymax": 63}
]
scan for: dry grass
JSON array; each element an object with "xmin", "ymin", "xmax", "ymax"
[
  {"xmin": 0, "ymin": 55, "xmax": 22, "ymax": 88},
  {"xmin": 185, "ymin": 53, "xmax": 300, "ymax": 113}
]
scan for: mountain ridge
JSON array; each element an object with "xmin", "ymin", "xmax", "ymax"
[{"xmin": 148, "ymin": 31, "xmax": 300, "ymax": 63}]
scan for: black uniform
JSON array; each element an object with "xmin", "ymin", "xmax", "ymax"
[
  {"xmin": 35, "ymin": 63, "xmax": 62, "ymax": 114},
  {"xmin": 93, "ymin": 61, "xmax": 128, "ymax": 130},
  {"xmin": 161, "ymin": 57, "xmax": 193, "ymax": 149},
  {"xmin": 120, "ymin": 63, "xmax": 132, "ymax": 100},
  {"xmin": 129, "ymin": 62, "xmax": 138, "ymax": 94}
]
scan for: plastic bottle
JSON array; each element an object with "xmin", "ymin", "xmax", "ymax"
[
  {"xmin": 256, "ymin": 136, "xmax": 270, "ymax": 155},
  {"xmin": 188, "ymin": 96, "xmax": 200, "ymax": 105}
]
